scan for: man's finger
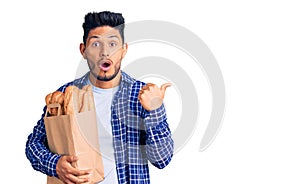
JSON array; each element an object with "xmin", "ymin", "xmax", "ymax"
[
  {"xmin": 65, "ymin": 155, "xmax": 78, "ymax": 163},
  {"xmin": 63, "ymin": 178, "xmax": 73, "ymax": 184},
  {"xmin": 65, "ymin": 169, "xmax": 92, "ymax": 183},
  {"xmin": 77, "ymin": 169, "xmax": 92, "ymax": 176},
  {"xmin": 75, "ymin": 171, "xmax": 92, "ymax": 183},
  {"xmin": 77, "ymin": 170, "xmax": 92, "ymax": 178},
  {"xmin": 66, "ymin": 172, "xmax": 90, "ymax": 184},
  {"xmin": 160, "ymin": 83, "xmax": 172, "ymax": 95},
  {"xmin": 142, "ymin": 83, "xmax": 154, "ymax": 90}
]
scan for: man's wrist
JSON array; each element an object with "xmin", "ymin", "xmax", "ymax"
[
  {"xmin": 49, "ymin": 154, "xmax": 62, "ymax": 177},
  {"xmin": 144, "ymin": 104, "xmax": 166, "ymax": 130}
]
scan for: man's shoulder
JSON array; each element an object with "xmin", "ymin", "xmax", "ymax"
[
  {"xmin": 121, "ymin": 71, "xmax": 145, "ymax": 88},
  {"xmin": 56, "ymin": 73, "xmax": 89, "ymax": 92}
]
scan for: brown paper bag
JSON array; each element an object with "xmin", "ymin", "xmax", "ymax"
[{"xmin": 44, "ymin": 103, "xmax": 104, "ymax": 184}]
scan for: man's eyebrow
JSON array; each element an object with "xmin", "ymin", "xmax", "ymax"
[
  {"xmin": 108, "ymin": 35, "xmax": 118, "ymax": 39},
  {"xmin": 88, "ymin": 35, "xmax": 119, "ymax": 41},
  {"xmin": 88, "ymin": 35, "xmax": 101, "ymax": 40}
]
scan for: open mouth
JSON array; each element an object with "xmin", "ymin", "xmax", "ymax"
[{"xmin": 99, "ymin": 61, "xmax": 112, "ymax": 71}]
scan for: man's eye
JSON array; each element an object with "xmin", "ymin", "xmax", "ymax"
[
  {"xmin": 110, "ymin": 42, "xmax": 117, "ymax": 47},
  {"xmin": 92, "ymin": 42, "xmax": 101, "ymax": 47}
]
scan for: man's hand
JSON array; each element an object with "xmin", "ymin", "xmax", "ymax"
[
  {"xmin": 138, "ymin": 83, "xmax": 171, "ymax": 111},
  {"xmin": 56, "ymin": 155, "xmax": 92, "ymax": 184}
]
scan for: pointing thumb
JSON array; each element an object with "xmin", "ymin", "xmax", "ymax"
[{"xmin": 160, "ymin": 83, "xmax": 172, "ymax": 95}]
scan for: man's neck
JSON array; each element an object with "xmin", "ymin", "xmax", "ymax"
[{"xmin": 89, "ymin": 72, "xmax": 121, "ymax": 89}]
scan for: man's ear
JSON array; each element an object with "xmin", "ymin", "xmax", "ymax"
[
  {"xmin": 80, "ymin": 43, "xmax": 86, "ymax": 59},
  {"xmin": 121, "ymin": 43, "xmax": 128, "ymax": 59}
]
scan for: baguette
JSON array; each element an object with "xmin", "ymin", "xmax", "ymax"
[
  {"xmin": 80, "ymin": 91, "xmax": 89, "ymax": 112},
  {"xmin": 85, "ymin": 85, "xmax": 95, "ymax": 111},
  {"xmin": 78, "ymin": 89, "xmax": 86, "ymax": 112},
  {"xmin": 51, "ymin": 91, "xmax": 64, "ymax": 115},
  {"xmin": 64, "ymin": 86, "xmax": 74, "ymax": 115},
  {"xmin": 72, "ymin": 86, "xmax": 80, "ymax": 114},
  {"xmin": 45, "ymin": 93, "xmax": 53, "ymax": 116},
  {"xmin": 45, "ymin": 93, "xmax": 53, "ymax": 106},
  {"xmin": 45, "ymin": 91, "xmax": 64, "ymax": 116},
  {"xmin": 46, "ymin": 85, "xmax": 94, "ymax": 116}
]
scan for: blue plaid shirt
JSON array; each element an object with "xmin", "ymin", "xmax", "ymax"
[{"xmin": 25, "ymin": 71, "xmax": 174, "ymax": 184}]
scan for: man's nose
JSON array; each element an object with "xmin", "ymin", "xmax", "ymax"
[{"xmin": 101, "ymin": 43, "xmax": 109, "ymax": 57}]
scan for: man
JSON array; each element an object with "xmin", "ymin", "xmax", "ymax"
[{"xmin": 25, "ymin": 11, "xmax": 174, "ymax": 184}]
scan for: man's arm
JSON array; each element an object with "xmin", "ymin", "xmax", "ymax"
[
  {"xmin": 143, "ymin": 105, "xmax": 174, "ymax": 169},
  {"xmin": 26, "ymin": 80, "xmax": 92, "ymax": 183},
  {"xmin": 25, "ymin": 81, "xmax": 76, "ymax": 176},
  {"xmin": 25, "ymin": 106, "xmax": 61, "ymax": 177},
  {"xmin": 138, "ymin": 83, "xmax": 174, "ymax": 169}
]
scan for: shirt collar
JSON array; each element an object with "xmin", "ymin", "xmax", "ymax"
[{"xmin": 76, "ymin": 70, "xmax": 136, "ymax": 89}]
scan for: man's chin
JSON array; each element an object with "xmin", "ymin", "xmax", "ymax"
[
  {"xmin": 89, "ymin": 66, "xmax": 120, "ymax": 82},
  {"xmin": 96, "ymin": 76, "xmax": 113, "ymax": 81},
  {"xmin": 95, "ymin": 71, "xmax": 119, "ymax": 82}
]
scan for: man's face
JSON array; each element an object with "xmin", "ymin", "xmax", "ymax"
[{"xmin": 81, "ymin": 26, "xmax": 127, "ymax": 82}]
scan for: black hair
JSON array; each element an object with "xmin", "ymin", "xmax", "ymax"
[{"xmin": 82, "ymin": 11, "xmax": 125, "ymax": 45}]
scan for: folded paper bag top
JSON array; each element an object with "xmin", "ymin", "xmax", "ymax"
[{"xmin": 44, "ymin": 103, "xmax": 104, "ymax": 184}]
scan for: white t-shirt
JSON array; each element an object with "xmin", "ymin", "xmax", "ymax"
[{"xmin": 89, "ymin": 82, "xmax": 119, "ymax": 184}]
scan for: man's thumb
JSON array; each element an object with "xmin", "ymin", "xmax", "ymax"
[{"xmin": 160, "ymin": 83, "xmax": 172, "ymax": 95}]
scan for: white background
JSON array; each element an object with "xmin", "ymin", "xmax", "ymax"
[{"xmin": 1, "ymin": 0, "xmax": 300, "ymax": 183}]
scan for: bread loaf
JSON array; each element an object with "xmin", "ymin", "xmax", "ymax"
[
  {"xmin": 45, "ymin": 84, "xmax": 95, "ymax": 116},
  {"xmin": 85, "ymin": 85, "xmax": 95, "ymax": 111}
]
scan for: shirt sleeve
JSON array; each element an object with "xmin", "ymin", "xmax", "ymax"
[
  {"xmin": 25, "ymin": 106, "xmax": 61, "ymax": 177},
  {"xmin": 25, "ymin": 80, "xmax": 84, "ymax": 176},
  {"xmin": 143, "ymin": 104, "xmax": 174, "ymax": 169}
]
